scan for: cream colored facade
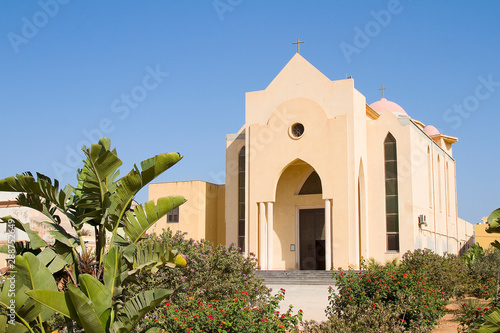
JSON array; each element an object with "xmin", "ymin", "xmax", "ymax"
[
  {"xmin": 151, "ymin": 53, "xmax": 474, "ymax": 270},
  {"xmin": 149, "ymin": 181, "xmax": 225, "ymax": 244},
  {"xmin": 225, "ymin": 54, "xmax": 473, "ymax": 269}
]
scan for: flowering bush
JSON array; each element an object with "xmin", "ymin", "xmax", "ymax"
[
  {"xmin": 467, "ymin": 247, "xmax": 500, "ymax": 299},
  {"xmin": 296, "ymin": 299, "xmax": 432, "ymax": 333},
  {"xmin": 401, "ymin": 249, "xmax": 469, "ymax": 298},
  {"xmin": 142, "ymin": 289, "xmax": 302, "ymax": 332},
  {"xmin": 326, "ymin": 257, "xmax": 447, "ymax": 330},
  {"xmin": 124, "ymin": 229, "xmax": 268, "ymax": 308},
  {"xmin": 455, "ymin": 298, "xmax": 496, "ymax": 332}
]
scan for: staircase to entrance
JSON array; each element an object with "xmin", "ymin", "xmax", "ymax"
[{"xmin": 255, "ymin": 270, "xmax": 334, "ymax": 285}]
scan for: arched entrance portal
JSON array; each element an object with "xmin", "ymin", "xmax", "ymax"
[{"xmin": 274, "ymin": 160, "xmax": 326, "ymax": 270}]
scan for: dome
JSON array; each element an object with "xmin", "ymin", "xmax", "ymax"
[
  {"xmin": 424, "ymin": 125, "xmax": 440, "ymax": 137},
  {"xmin": 370, "ymin": 98, "xmax": 408, "ymax": 117}
]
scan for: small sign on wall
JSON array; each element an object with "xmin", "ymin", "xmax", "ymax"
[{"xmin": 290, "ymin": 244, "xmax": 295, "ymax": 251}]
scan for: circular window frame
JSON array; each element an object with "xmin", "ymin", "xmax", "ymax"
[{"xmin": 289, "ymin": 122, "xmax": 305, "ymax": 139}]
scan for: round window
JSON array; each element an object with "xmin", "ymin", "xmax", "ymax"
[{"xmin": 290, "ymin": 123, "xmax": 305, "ymax": 138}]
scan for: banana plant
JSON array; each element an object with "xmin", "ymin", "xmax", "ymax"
[
  {"xmin": 0, "ymin": 138, "xmax": 187, "ymax": 332},
  {"xmin": 0, "ymin": 252, "xmax": 58, "ymax": 333},
  {"xmin": 0, "ymin": 138, "xmax": 185, "ymax": 279},
  {"xmin": 26, "ymin": 247, "xmax": 173, "ymax": 332}
]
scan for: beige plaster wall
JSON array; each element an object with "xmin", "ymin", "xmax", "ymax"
[{"xmin": 149, "ymin": 181, "xmax": 225, "ymax": 244}]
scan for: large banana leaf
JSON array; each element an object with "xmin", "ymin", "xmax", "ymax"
[
  {"xmin": 113, "ymin": 289, "xmax": 172, "ymax": 332},
  {"xmin": 44, "ymin": 221, "xmax": 80, "ymax": 248},
  {"xmin": 0, "ymin": 216, "xmax": 47, "ymax": 249},
  {"xmin": 16, "ymin": 192, "xmax": 65, "ymax": 225},
  {"xmin": 134, "ymin": 241, "xmax": 176, "ymax": 273},
  {"xmin": 0, "ymin": 172, "xmax": 68, "ymax": 212},
  {"xmin": 75, "ymin": 138, "xmax": 122, "ymax": 228},
  {"xmin": 123, "ymin": 196, "xmax": 186, "ymax": 244},
  {"xmin": 103, "ymin": 246, "xmax": 128, "ymax": 298},
  {"xmin": 486, "ymin": 208, "xmax": 500, "ymax": 234},
  {"xmin": 78, "ymin": 274, "xmax": 112, "ymax": 328},
  {"xmin": 0, "ymin": 282, "xmax": 39, "ymax": 330},
  {"xmin": 37, "ymin": 247, "xmax": 68, "ymax": 273},
  {"xmin": 24, "ymin": 289, "xmax": 79, "ymax": 322},
  {"xmin": 0, "ymin": 253, "xmax": 58, "ymax": 331},
  {"xmin": 107, "ymin": 152, "xmax": 183, "ymax": 232},
  {"xmin": 0, "ymin": 241, "xmax": 39, "ymax": 257},
  {"xmin": 0, "ymin": 315, "xmax": 29, "ymax": 333},
  {"xmin": 15, "ymin": 253, "xmax": 58, "ymax": 322},
  {"xmin": 475, "ymin": 308, "xmax": 500, "ymax": 332},
  {"xmin": 67, "ymin": 283, "xmax": 107, "ymax": 333}
]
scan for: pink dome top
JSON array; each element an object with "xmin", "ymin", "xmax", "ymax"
[
  {"xmin": 424, "ymin": 125, "xmax": 440, "ymax": 137},
  {"xmin": 370, "ymin": 98, "xmax": 408, "ymax": 116}
]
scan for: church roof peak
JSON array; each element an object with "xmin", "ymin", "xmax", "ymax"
[{"xmin": 265, "ymin": 53, "xmax": 331, "ymax": 90}]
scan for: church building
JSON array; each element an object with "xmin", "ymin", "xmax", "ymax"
[{"xmin": 149, "ymin": 53, "xmax": 474, "ymax": 270}]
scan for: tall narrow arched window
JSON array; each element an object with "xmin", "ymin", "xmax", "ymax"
[
  {"xmin": 384, "ymin": 133, "xmax": 399, "ymax": 252},
  {"xmin": 438, "ymin": 155, "xmax": 442, "ymax": 212},
  {"xmin": 238, "ymin": 147, "xmax": 245, "ymax": 252},
  {"xmin": 446, "ymin": 162, "xmax": 450, "ymax": 216},
  {"xmin": 427, "ymin": 147, "xmax": 432, "ymax": 208}
]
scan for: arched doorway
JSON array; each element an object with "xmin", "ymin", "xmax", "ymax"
[{"xmin": 274, "ymin": 159, "xmax": 325, "ymax": 270}]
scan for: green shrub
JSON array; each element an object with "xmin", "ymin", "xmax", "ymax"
[
  {"xmin": 142, "ymin": 288, "xmax": 302, "ymax": 332},
  {"xmin": 326, "ymin": 256, "xmax": 447, "ymax": 330},
  {"xmin": 297, "ymin": 299, "xmax": 431, "ymax": 333},
  {"xmin": 124, "ymin": 229, "xmax": 268, "ymax": 308},
  {"xmin": 401, "ymin": 249, "xmax": 469, "ymax": 298},
  {"xmin": 467, "ymin": 248, "xmax": 500, "ymax": 299}
]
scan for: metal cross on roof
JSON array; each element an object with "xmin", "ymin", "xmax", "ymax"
[
  {"xmin": 379, "ymin": 85, "xmax": 387, "ymax": 98},
  {"xmin": 293, "ymin": 38, "xmax": 305, "ymax": 53}
]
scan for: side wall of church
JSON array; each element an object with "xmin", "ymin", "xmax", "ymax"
[
  {"xmin": 225, "ymin": 133, "xmax": 245, "ymax": 247},
  {"xmin": 366, "ymin": 112, "xmax": 416, "ymax": 264}
]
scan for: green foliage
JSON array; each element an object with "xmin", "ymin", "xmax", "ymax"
[
  {"xmin": 142, "ymin": 289, "xmax": 302, "ymax": 333},
  {"xmin": 0, "ymin": 138, "xmax": 185, "ymax": 332},
  {"xmin": 0, "ymin": 252, "xmax": 58, "ymax": 332},
  {"xmin": 467, "ymin": 248, "xmax": 500, "ymax": 299},
  {"xmin": 455, "ymin": 298, "xmax": 497, "ymax": 332},
  {"xmin": 470, "ymin": 208, "xmax": 500, "ymax": 332},
  {"xmin": 464, "ymin": 244, "xmax": 486, "ymax": 267},
  {"xmin": 401, "ymin": 249, "xmax": 470, "ymax": 298},
  {"xmin": 327, "ymin": 254, "xmax": 448, "ymax": 330},
  {"xmin": 296, "ymin": 299, "xmax": 430, "ymax": 333},
  {"xmin": 125, "ymin": 229, "xmax": 269, "ymax": 308}
]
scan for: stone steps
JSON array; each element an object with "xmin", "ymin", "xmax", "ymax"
[{"xmin": 255, "ymin": 270, "xmax": 335, "ymax": 285}]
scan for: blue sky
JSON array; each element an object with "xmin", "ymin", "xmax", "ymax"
[{"xmin": 1, "ymin": 1, "xmax": 499, "ymax": 224}]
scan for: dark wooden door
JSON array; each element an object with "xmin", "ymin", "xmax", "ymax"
[{"xmin": 299, "ymin": 209, "xmax": 325, "ymax": 270}]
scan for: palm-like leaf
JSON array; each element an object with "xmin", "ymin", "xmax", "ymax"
[
  {"xmin": 75, "ymin": 138, "xmax": 122, "ymax": 227},
  {"xmin": 475, "ymin": 308, "xmax": 500, "ymax": 332},
  {"xmin": 0, "ymin": 253, "xmax": 58, "ymax": 331},
  {"xmin": 37, "ymin": 247, "xmax": 68, "ymax": 273},
  {"xmin": 123, "ymin": 196, "xmax": 186, "ymax": 244},
  {"xmin": 66, "ymin": 284, "xmax": 107, "ymax": 333},
  {"xmin": 113, "ymin": 289, "xmax": 172, "ymax": 332},
  {"xmin": 0, "ymin": 172, "xmax": 68, "ymax": 212},
  {"xmin": 486, "ymin": 208, "xmax": 500, "ymax": 234},
  {"xmin": 15, "ymin": 253, "xmax": 58, "ymax": 322},
  {"xmin": 107, "ymin": 152, "xmax": 183, "ymax": 232},
  {"xmin": 0, "ymin": 316, "xmax": 29, "ymax": 332}
]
